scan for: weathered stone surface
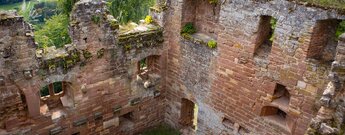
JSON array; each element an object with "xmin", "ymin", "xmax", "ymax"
[
  {"xmin": 2, "ymin": 0, "xmax": 345, "ymax": 134},
  {"xmin": 103, "ymin": 117, "xmax": 119, "ymax": 129}
]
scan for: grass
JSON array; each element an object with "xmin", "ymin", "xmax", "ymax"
[
  {"xmin": 140, "ymin": 125, "xmax": 180, "ymax": 135},
  {"xmin": 296, "ymin": 0, "xmax": 345, "ymax": 10}
]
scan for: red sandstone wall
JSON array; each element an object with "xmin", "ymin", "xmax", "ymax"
[{"xmin": 164, "ymin": 0, "xmax": 345, "ymax": 135}]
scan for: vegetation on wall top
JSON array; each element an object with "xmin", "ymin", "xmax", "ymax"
[{"xmin": 296, "ymin": 0, "xmax": 345, "ymax": 11}]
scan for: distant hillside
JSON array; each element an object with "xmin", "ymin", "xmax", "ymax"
[{"xmin": 0, "ymin": 0, "xmax": 31, "ymax": 5}]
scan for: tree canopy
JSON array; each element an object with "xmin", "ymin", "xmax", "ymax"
[
  {"xmin": 34, "ymin": 14, "xmax": 71, "ymax": 48},
  {"xmin": 107, "ymin": 0, "xmax": 155, "ymax": 24}
]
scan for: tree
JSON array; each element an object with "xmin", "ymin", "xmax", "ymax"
[
  {"xmin": 108, "ymin": 0, "xmax": 155, "ymax": 24},
  {"xmin": 57, "ymin": 0, "xmax": 77, "ymax": 16},
  {"xmin": 34, "ymin": 14, "xmax": 71, "ymax": 48}
]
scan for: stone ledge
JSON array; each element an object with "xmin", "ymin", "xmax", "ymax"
[{"xmin": 181, "ymin": 32, "xmax": 217, "ymax": 49}]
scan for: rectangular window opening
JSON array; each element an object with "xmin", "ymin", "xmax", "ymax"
[
  {"xmin": 254, "ymin": 16, "xmax": 277, "ymax": 61},
  {"xmin": 180, "ymin": 98, "xmax": 198, "ymax": 131},
  {"xmin": 307, "ymin": 19, "xmax": 344, "ymax": 63}
]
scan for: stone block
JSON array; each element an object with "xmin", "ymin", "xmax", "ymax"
[
  {"xmin": 0, "ymin": 76, "xmax": 4, "ymax": 86},
  {"xmin": 130, "ymin": 98, "xmax": 141, "ymax": 106},
  {"xmin": 50, "ymin": 126, "xmax": 63, "ymax": 135},
  {"xmin": 153, "ymin": 90, "xmax": 161, "ymax": 97},
  {"xmin": 103, "ymin": 117, "xmax": 119, "ymax": 129},
  {"xmin": 73, "ymin": 117, "xmax": 88, "ymax": 127},
  {"xmin": 23, "ymin": 70, "xmax": 33, "ymax": 79},
  {"xmin": 113, "ymin": 105, "xmax": 122, "ymax": 113},
  {"xmin": 296, "ymin": 81, "xmax": 306, "ymax": 89},
  {"xmin": 94, "ymin": 112, "xmax": 103, "ymax": 120}
]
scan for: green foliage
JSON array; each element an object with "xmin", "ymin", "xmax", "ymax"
[
  {"xmin": 269, "ymin": 17, "xmax": 277, "ymax": 42},
  {"xmin": 40, "ymin": 85, "xmax": 50, "ymax": 97},
  {"xmin": 141, "ymin": 125, "xmax": 180, "ymax": 135},
  {"xmin": 82, "ymin": 50, "xmax": 92, "ymax": 60},
  {"xmin": 139, "ymin": 58, "xmax": 147, "ymax": 69},
  {"xmin": 181, "ymin": 22, "xmax": 197, "ymax": 35},
  {"xmin": 336, "ymin": 21, "xmax": 345, "ymax": 38},
  {"xmin": 125, "ymin": 44, "xmax": 132, "ymax": 51},
  {"xmin": 97, "ymin": 48, "xmax": 105, "ymax": 58},
  {"xmin": 53, "ymin": 82, "xmax": 63, "ymax": 94},
  {"xmin": 145, "ymin": 15, "xmax": 153, "ymax": 24},
  {"xmin": 57, "ymin": 0, "xmax": 77, "ymax": 16},
  {"xmin": 91, "ymin": 15, "xmax": 101, "ymax": 24},
  {"xmin": 207, "ymin": 40, "xmax": 217, "ymax": 48},
  {"xmin": 107, "ymin": 0, "xmax": 155, "ymax": 24},
  {"xmin": 208, "ymin": 0, "xmax": 218, "ymax": 4},
  {"xmin": 34, "ymin": 14, "xmax": 71, "ymax": 48}
]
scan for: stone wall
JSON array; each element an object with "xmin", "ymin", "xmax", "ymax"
[
  {"xmin": 164, "ymin": 0, "xmax": 345, "ymax": 135},
  {"xmin": 0, "ymin": 11, "xmax": 37, "ymax": 132},
  {"xmin": 2, "ymin": 0, "xmax": 345, "ymax": 135},
  {"xmin": 0, "ymin": 0, "xmax": 167, "ymax": 134}
]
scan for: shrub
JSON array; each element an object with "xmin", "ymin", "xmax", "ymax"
[
  {"xmin": 207, "ymin": 40, "xmax": 217, "ymax": 48},
  {"xmin": 181, "ymin": 22, "xmax": 196, "ymax": 35},
  {"xmin": 34, "ymin": 14, "xmax": 71, "ymax": 48}
]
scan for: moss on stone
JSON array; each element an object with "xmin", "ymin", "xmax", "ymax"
[
  {"xmin": 82, "ymin": 50, "xmax": 92, "ymax": 60},
  {"xmin": 125, "ymin": 44, "xmax": 132, "ymax": 51},
  {"xmin": 208, "ymin": 0, "xmax": 218, "ymax": 4},
  {"xmin": 97, "ymin": 48, "xmax": 105, "ymax": 58}
]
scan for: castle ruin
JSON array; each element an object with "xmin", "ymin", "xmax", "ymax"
[{"xmin": 1, "ymin": 0, "xmax": 345, "ymax": 134}]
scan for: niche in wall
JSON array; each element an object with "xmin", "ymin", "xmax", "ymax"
[
  {"xmin": 181, "ymin": 0, "xmax": 220, "ymax": 39},
  {"xmin": 260, "ymin": 106, "xmax": 294, "ymax": 133},
  {"xmin": 222, "ymin": 117, "xmax": 235, "ymax": 131},
  {"xmin": 271, "ymin": 84, "xmax": 290, "ymax": 110}
]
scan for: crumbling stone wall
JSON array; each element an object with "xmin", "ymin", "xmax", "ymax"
[
  {"xmin": 307, "ymin": 34, "xmax": 345, "ymax": 135},
  {"xmin": 0, "ymin": 11, "xmax": 37, "ymax": 132},
  {"xmin": 2, "ymin": 0, "xmax": 345, "ymax": 135}
]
